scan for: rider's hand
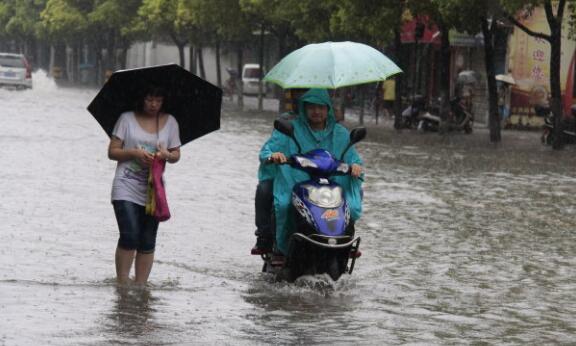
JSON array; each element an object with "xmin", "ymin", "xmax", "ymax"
[
  {"xmin": 350, "ymin": 164, "xmax": 363, "ymax": 178},
  {"xmin": 269, "ymin": 152, "xmax": 287, "ymax": 164}
]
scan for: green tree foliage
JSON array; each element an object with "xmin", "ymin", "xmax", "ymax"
[
  {"xmin": 137, "ymin": 0, "xmax": 190, "ymax": 65},
  {"xmin": 40, "ymin": 0, "xmax": 89, "ymax": 43},
  {"xmin": 330, "ymin": 0, "xmax": 403, "ymax": 46},
  {"xmin": 0, "ymin": 0, "xmax": 46, "ymax": 45},
  {"xmin": 240, "ymin": 0, "xmax": 303, "ymax": 57},
  {"xmin": 89, "ymin": 0, "xmax": 143, "ymax": 45},
  {"xmin": 286, "ymin": 0, "xmax": 336, "ymax": 42}
]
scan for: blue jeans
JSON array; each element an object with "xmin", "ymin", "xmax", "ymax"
[{"xmin": 113, "ymin": 200, "xmax": 159, "ymax": 254}]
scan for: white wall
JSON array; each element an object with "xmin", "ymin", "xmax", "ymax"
[{"xmin": 126, "ymin": 41, "xmax": 237, "ymax": 86}]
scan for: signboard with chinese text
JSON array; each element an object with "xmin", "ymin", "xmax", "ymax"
[{"xmin": 507, "ymin": 6, "xmax": 576, "ymax": 126}]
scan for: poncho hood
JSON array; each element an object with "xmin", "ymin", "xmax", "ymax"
[{"xmin": 295, "ymin": 88, "xmax": 336, "ymax": 144}]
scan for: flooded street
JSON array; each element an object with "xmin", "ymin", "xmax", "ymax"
[{"xmin": 2, "ymin": 73, "xmax": 576, "ymax": 345}]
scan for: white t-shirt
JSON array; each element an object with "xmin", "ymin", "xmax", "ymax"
[{"xmin": 111, "ymin": 111, "xmax": 181, "ymax": 206}]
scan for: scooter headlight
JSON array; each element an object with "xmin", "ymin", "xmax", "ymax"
[
  {"xmin": 306, "ymin": 186, "xmax": 343, "ymax": 208},
  {"xmin": 295, "ymin": 156, "xmax": 318, "ymax": 168}
]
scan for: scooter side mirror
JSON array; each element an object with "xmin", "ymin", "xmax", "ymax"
[
  {"xmin": 274, "ymin": 119, "xmax": 302, "ymax": 152},
  {"xmin": 340, "ymin": 127, "xmax": 367, "ymax": 160},
  {"xmin": 349, "ymin": 127, "xmax": 367, "ymax": 145},
  {"xmin": 274, "ymin": 119, "xmax": 294, "ymax": 137}
]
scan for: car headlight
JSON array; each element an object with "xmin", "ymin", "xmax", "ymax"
[
  {"xmin": 306, "ymin": 186, "xmax": 343, "ymax": 208},
  {"xmin": 296, "ymin": 156, "xmax": 318, "ymax": 168}
]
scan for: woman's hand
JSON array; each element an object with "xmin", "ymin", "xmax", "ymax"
[
  {"xmin": 156, "ymin": 144, "xmax": 171, "ymax": 161},
  {"xmin": 350, "ymin": 164, "xmax": 363, "ymax": 178},
  {"xmin": 134, "ymin": 148, "xmax": 154, "ymax": 166},
  {"xmin": 269, "ymin": 152, "xmax": 287, "ymax": 164}
]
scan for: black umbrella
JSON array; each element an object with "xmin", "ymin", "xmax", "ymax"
[{"xmin": 87, "ymin": 64, "xmax": 222, "ymax": 145}]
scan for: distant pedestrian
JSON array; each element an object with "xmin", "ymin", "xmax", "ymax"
[
  {"xmin": 107, "ymin": 85, "xmax": 181, "ymax": 285},
  {"xmin": 382, "ymin": 78, "xmax": 396, "ymax": 117},
  {"xmin": 498, "ymin": 82, "xmax": 511, "ymax": 122}
]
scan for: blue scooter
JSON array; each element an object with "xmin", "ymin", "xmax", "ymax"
[{"xmin": 258, "ymin": 119, "xmax": 366, "ymax": 282}]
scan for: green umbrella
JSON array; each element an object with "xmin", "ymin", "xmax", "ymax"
[{"xmin": 263, "ymin": 41, "xmax": 402, "ymax": 89}]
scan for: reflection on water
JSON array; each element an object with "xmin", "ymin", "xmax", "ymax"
[{"xmin": 107, "ymin": 285, "xmax": 157, "ymax": 340}]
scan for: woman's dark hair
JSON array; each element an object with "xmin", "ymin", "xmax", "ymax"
[{"xmin": 135, "ymin": 84, "xmax": 167, "ymax": 113}]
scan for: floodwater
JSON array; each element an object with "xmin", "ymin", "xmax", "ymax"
[{"xmin": 2, "ymin": 72, "xmax": 576, "ymax": 345}]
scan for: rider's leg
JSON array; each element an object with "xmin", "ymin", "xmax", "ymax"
[{"xmin": 253, "ymin": 179, "xmax": 274, "ymax": 252}]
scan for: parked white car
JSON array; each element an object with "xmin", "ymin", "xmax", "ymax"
[
  {"xmin": 0, "ymin": 53, "xmax": 32, "ymax": 89},
  {"xmin": 242, "ymin": 63, "xmax": 267, "ymax": 95}
]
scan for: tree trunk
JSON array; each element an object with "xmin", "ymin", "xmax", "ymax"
[
  {"xmin": 189, "ymin": 46, "xmax": 196, "ymax": 74},
  {"xmin": 177, "ymin": 44, "xmax": 185, "ymax": 67},
  {"xmin": 96, "ymin": 43, "xmax": 104, "ymax": 85},
  {"xmin": 197, "ymin": 47, "xmax": 206, "ymax": 79},
  {"xmin": 547, "ymin": 0, "xmax": 565, "ymax": 150},
  {"xmin": 236, "ymin": 45, "xmax": 244, "ymax": 109},
  {"xmin": 359, "ymin": 89, "xmax": 365, "ymax": 125},
  {"xmin": 104, "ymin": 41, "xmax": 114, "ymax": 78},
  {"xmin": 36, "ymin": 41, "xmax": 48, "ymax": 71},
  {"xmin": 438, "ymin": 23, "xmax": 452, "ymax": 122},
  {"xmin": 258, "ymin": 24, "xmax": 265, "ymax": 112},
  {"xmin": 119, "ymin": 46, "xmax": 128, "ymax": 70},
  {"xmin": 111, "ymin": 32, "xmax": 119, "ymax": 70},
  {"xmin": 74, "ymin": 44, "xmax": 81, "ymax": 83},
  {"xmin": 215, "ymin": 42, "xmax": 222, "ymax": 88},
  {"xmin": 393, "ymin": 29, "xmax": 404, "ymax": 130},
  {"xmin": 481, "ymin": 17, "xmax": 501, "ymax": 143},
  {"xmin": 276, "ymin": 32, "xmax": 287, "ymax": 113},
  {"xmin": 54, "ymin": 43, "xmax": 67, "ymax": 80}
]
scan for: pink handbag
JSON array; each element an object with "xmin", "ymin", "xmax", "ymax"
[
  {"xmin": 145, "ymin": 114, "xmax": 171, "ymax": 222},
  {"xmin": 147, "ymin": 156, "xmax": 171, "ymax": 222}
]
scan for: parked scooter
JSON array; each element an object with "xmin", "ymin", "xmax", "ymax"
[
  {"xmin": 397, "ymin": 95, "xmax": 426, "ymax": 129},
  {"xmin": 255, "ymin": 119, "xmax": 365, "ymax": 282},
  {"xmin": 540, "ymin": 104, "xmax": 576, "ymax": 145},
  {"xmin": 417, "ymin": 97, "xmax": 473, "ymax": 134}
]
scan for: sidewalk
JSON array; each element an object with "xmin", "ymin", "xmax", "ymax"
[{"xmin": 223, "ymin": 95, "xmax": 548, "ymax": 151}]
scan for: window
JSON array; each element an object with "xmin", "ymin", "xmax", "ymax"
[
  {"xmin": 0, "ymin": 56, "xmax": 25, "ymax": 68},
  {"xmin": 244, "ymin": 68, "xmax": 261, "ymax": 78}
]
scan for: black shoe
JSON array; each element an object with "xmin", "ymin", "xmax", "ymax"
[{"xmin": 250, "ymin": 237, "xmax": 272, "ymax": 255}]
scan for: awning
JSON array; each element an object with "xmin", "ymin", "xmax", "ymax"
[{"xmin": 400, "ymin": 16, "xmax": 440, "ymax": 44}]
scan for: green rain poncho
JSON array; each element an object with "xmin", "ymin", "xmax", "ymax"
[{"xmin": 259, "ymin": 88, "xmax": 364, "ymax": 254}]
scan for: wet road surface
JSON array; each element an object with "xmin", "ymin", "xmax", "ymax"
[{"xmin": 1, "ymin": 73, "xmax": 576, "ymax": 344}]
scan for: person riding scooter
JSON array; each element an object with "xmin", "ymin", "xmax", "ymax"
[
  {"xmin": 259, "ymin": 88, "xmax": 364, "ymax": 256},
  {"xmin": 252, "ymin": 90, "xmax": 308, "ymax": 254}
]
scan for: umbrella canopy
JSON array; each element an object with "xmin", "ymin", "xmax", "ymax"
[
  {"xmin": 457, "ymin": 70, "xmax": 481, "ymax": 85},
  {"xmin": 263, "ymin": 41, "xmax": 402, "ymax": 89},
  {"xmin": 495, "ymin": 74, "xmax": 516, "ymax": 85},
  {"xmin": 87, "ymin": 64, "xmax": 222, "ymax": 145}
]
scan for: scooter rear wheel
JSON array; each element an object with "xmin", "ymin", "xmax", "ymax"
[
  {"xmin": 276, "ymin": 267, "xmax": 296, "ymax": 283},
  {"xmin": 326, "ymin": 256, "xmax": 342, "ymax": 281}
]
